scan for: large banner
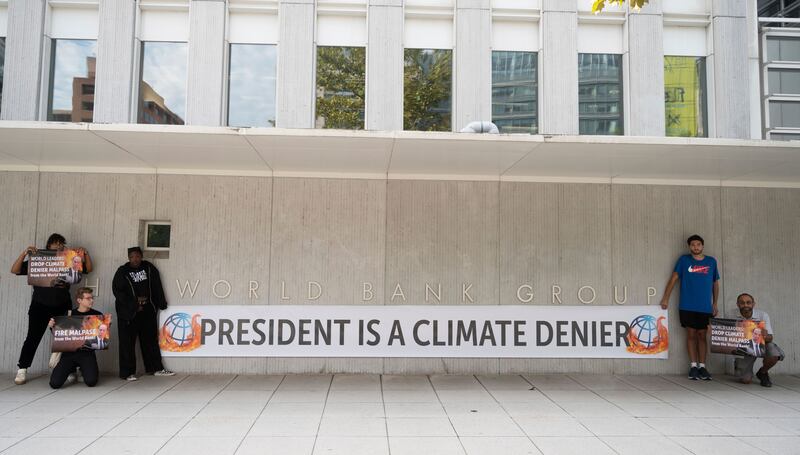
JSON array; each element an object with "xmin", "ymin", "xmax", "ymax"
[
  {"xmin": 159, "ymin": 305, "xmax": 668, "ymax": 359},
  {"xmin": 710, "ymin": 318, "xmax": 766, "ymax": 358},
  {"xmin": 52, "ymin": 314, "xmax": 112, "ymax": 352},
  {"xmin": 26, "ymin": 249, "xmax": 85, "ymax": 287}
]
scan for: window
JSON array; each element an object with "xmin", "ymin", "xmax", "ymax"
[
  {"xmin": 228, "ymin": 44, "xmax": 277, "ymax": 128},
  {"xmin": 770, "ymin": 101, "xmax": 800, "ymax": 128},
  {"xmin": 492, "ymin": 51, "xmax": 537, "ymax": 134},
  {"xmin": 138, "ymin": 42, "xmax": 187, "ymax": 125},
  {"xmin": 664, "ymin": 56, "xmax": 707, "ymax": 137},
  {"xmin": 0, "ymin": 38, "xmax": 5, "ymax": 116},
  {"xmin": 315, "ymin": 46, "xmax": 365, "ymax": 130},
  {"xmin": 767, "ymin": 36, "xmax": 800, "ymax": 62},
  {"xmin": 144, "ymin": 221, "xmax": 171, "ymax": 251},
  {"xmin": 47, "ymin": 39, "xmax": 97, "ymax": 122},
  {"xmin": 768, "ymin": 68, "xmax": 800, "ymax": 95},
  {"xmin": 578, "ymin": 53, "xmax": 623, "ymax": 135},
  {"xmin": 404, "ymin": 49, "xmax": 452, "ymax": 131}
]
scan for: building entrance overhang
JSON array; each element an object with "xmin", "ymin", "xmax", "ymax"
[{"xmin": 2, "ymin": 122, "xmax": 800, "ymax": 187}]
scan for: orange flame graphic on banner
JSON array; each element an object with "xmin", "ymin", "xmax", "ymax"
[
  {"xmin": 626, "ymin": 316, "xmax": 669, "ymax": 355},
  {"xmin": 160, "ymin": 313, "xmax": 202, "ymax": 352},
  {"xmin": 82, "ymin": 314, "xmax": 112, "ymax": 340}
]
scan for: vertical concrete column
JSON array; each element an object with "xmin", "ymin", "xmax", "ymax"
[
  {"xmin": 710, "ymin": 0, "xmax": 750, "ymax": 139},
  {"xmin": 276, "ymin": 0, "xmax": 315, "ymax": 128},
  {"xmin": 625, "ymin": 0, "xmax": 664, "ymax": 136},
  {"xmin": 454, "ymin": 0, "xmax": 491, "ymax": 131},
  {"xmin": 745, "ymin": 0, "xmax": 761, "ymax": 139},
  {"xmin": 186, "ymin": 0, "xmax": 226, "ymax": 126},
  {"xmin": 94, "ymin": 0, "xmax": 137, "ymax": 123},
  {"xmin": 539, "ymin": 0, "xmax": 578, "ymax": 135},
  {"xmin": 0, "ymin": 0, "xmax": 46, "ymax": 120},
  {"xmin": 366, "ymin": 0, "xmax": 403, "ymax": 131}
]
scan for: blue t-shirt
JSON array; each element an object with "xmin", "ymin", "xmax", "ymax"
[{"xmin": 674, "ymin": 254, "xmax": 720, "ymax": 313}]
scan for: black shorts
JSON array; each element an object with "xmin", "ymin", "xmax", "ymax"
[{"xmin": 679, "ymin": 310, "xmax": 712, "ymax": 330}]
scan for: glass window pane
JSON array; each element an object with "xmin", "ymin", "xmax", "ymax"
[
  {"xmin": 228, "ymin": 44, "xmax": 277, "ymax": 128},
  {"xmin": 492, "ymin": 51, "xmax": 538, "ymax": 134},
  {"xmin": 664, "ymin": 56, "xmax": 708, "ymax": 137},
  {"xmin": 146, "ymin": 224, "xmax": 171, "ymax": 249},
  {"xmin": 767, "ymin": 36, "xmax": 800, "ymax": 61},
  {"xmin": 315, "ymin": 46, "xmax": 365, "ymax": 130},
  {"xmin": 768, "ymin": 68, "xmax": 800, "ymax": 94},
  {"xmin": 138, "ymin": 42, "xmax": 187, "ymax": 125},
  {"xmin": 770, "ymin": 100, "xmax": 800, "ymax": 128},
  {"xmin": 47, "ymin": 39, "xmax": 97, "ymax": 122},
  {"xmin": 404, "ymin": 49, "xmax": 452, "ymax": 132},
  {"xmin": 769, "ymin": 133, "xmax": 800, "ymax": 141},
  {"xmin": 578, "ymin": 53, "xmax": 623, "ymax": 135},
  {"xmin": 0, "ymin": 38, "xmax": 5, "ymax": 116}
]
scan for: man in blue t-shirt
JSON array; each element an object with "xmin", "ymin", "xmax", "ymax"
[{"xmin": 660, "ymin": 234, "xmax": 720, "ymax": 381}]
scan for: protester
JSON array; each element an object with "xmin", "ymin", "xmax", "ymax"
[
  {"xmin": 660, "ymin": 234, "xmax": 720, "ymax": 380},
  {"xmin": 10, "ymin": 233, "xmax": 93, "ymax": 385},
  {"xmin": 732, "ymin": 293, "xmax": 784, "ymax": 387},
  {"xmin": 49, "ymin": 287, "xmax": 104, "ymax": 389},
  {"xmin": 112, "ymin": 247, "xmax": 174, "ymax": 380}
]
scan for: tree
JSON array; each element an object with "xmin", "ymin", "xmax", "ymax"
[
  {"xmin": 315, "ymin": 47, "xmax": 366, "ymax": 130},
  {"xmin": 591, "ymin": 0, "xmax": 649, "ymax": 13},
  {"xmin": 403, "ymin": 49, "xmax": 453, "ymax": 132}
]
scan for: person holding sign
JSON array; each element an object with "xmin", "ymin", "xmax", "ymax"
[
  {"xmin": 112, "ymin": 247, "xmax": 174, "ymax": 380},
  {"xmin": 9, "ymin": 233, "xmax": 93, "ymax": 385},
  {"xmin": 48, "ymin": 287, "xmax": 105, "ymax": 389},
  {"xmin": 660, "ymin": 234, "xmax": 720, "ymax": 381},
  {"xmin": 732, "ymin": 293, "xmax": 784, "ymax": 387}
]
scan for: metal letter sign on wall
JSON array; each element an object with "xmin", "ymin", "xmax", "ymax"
[{"xmin": 159, "ymin": 306, "xmax": 668, "ymax": 359}]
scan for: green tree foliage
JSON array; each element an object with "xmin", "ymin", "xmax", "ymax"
[
  {"xmin": 315, "ymin": 46, "xmax": 365, "ymax": 130},
  {"xmin": 404, "ymin": 49, "xmax": 452, "ymax": 132},
  {"xmin": 591, "ymin": 0, "xmax": 649, "ymax": 13}
]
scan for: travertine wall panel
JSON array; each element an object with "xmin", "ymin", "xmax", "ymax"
[
  {"xmin": 721, "ymin": 187, "xmax": 800, "ymax": 374},
  {"xmin": 276, "ymin": 2, "xmax": 315, "ymax": 128},
  {"xmin": 186, "ymin": 0, "xmax": 226, "ymax": 126},
  {"xmin": 366, "ymin": 3, "xmax": 404, "ymax": 131},
  {"xmin": 1, "ymin": 171, "xmax": 799, "ymax": 376},
  {"xmin": 269, "ymin": 178, "xmax": 386, "ymax": 306},
  {"xmin": 539, "ymin": 3, "xmax": 578, "ymax": 135},
  {"xmin": 0, "ymin": 0, "xmax": 46, "ymax": 120},
  {"xmin": 94, "ymin": 0, "xmax": 137, "ymax": 123},
  {"xmin": 0, "ymin": 172, "xmax": 40, "ymax": 372}
]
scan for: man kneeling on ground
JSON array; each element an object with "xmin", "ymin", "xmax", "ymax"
[
  {"xmin": 733, "ymin": 293, "xmax": 785, "ymax": 387},
  {"xmin": 48, "ymin": 287, "xmax": 104, "ymax": 389}
]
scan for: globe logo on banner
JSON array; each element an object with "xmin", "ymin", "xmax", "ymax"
[
  {"xmin": 159, "ymin": 312, "xmax": 202, "ymax": 352},
  {"xmin": 626, "ymin": 315, "xmax": 669, "ymax": 355}
]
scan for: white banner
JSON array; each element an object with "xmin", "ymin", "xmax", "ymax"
[{"xmin": 158, "ymin": 305, "xmax": 669, "ymax": 359}]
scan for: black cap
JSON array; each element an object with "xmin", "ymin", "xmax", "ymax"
[{"xmin": 127, "ymin": 246, "xmax": 143, "ymax": 255}]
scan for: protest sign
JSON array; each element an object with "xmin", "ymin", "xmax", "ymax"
[
  {"xmin": 52, "ymin": 314, "xmax": 112, "ymax": 352},
  {"xmin": 26, "ymin": 248, "xmax": 85, "ymax": 287},
  {"xmin": 160, "ymin": 305, "xmax": 669, "ymax": 359},
  {"xmin": 710, "ymin": 318, "xmax": 767, "ymax": 358}
]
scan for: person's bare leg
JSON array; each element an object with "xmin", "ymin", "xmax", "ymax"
[
  {"xmin": 686, "ymin": 328, "xmax": 699, "ymax": 362},
  {"xmin": 696, "ymin": 329, "xmax": 708, "ymax": 364}
]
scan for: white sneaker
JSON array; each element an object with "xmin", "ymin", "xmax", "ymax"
[
  {"xmin": 65, "ymin": 373, "xmax": 77, "ymax": 385},
  {"xmin": 125, "ymin": 375, "xmax": 138, "ymax": 381},
  {"xmin": 14, "ymin": 368, "xmax": 26, "ymax": 385},
  {"xmin": 153, "ymin": 369, "xmax": 175, "ymax": 377},
  {"xmin": 76, "ymin": 370, "xmax": 84, "ymax": 383}
]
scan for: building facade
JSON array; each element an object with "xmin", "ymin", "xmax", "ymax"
[{"xmin": 1, "ymin": 0, "xmax": 800, "ymax": 376}]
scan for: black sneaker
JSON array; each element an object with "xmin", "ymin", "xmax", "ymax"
[
  {"xmin": 756, "ymin": 370, "xmax": 772, "ymax": 388},
  {"xmin": 698, "ymin": 366, "xmax": 712, "ymax": 381},
  {"xmin": 688, "ymin": 366, "xmax": 699, "ymax": 380}
]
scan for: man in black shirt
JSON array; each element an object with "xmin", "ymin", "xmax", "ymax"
[
  {"xmin": 112, "ymin": 246, "xmax": 174, "ymax": 380},
  {"xmin": 49, "ymin": 287, "xmax": 105, "ymax": 388},
  {"xmin": 10, "ymin": 233, "xmax": 93, "ymax": 385}
]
